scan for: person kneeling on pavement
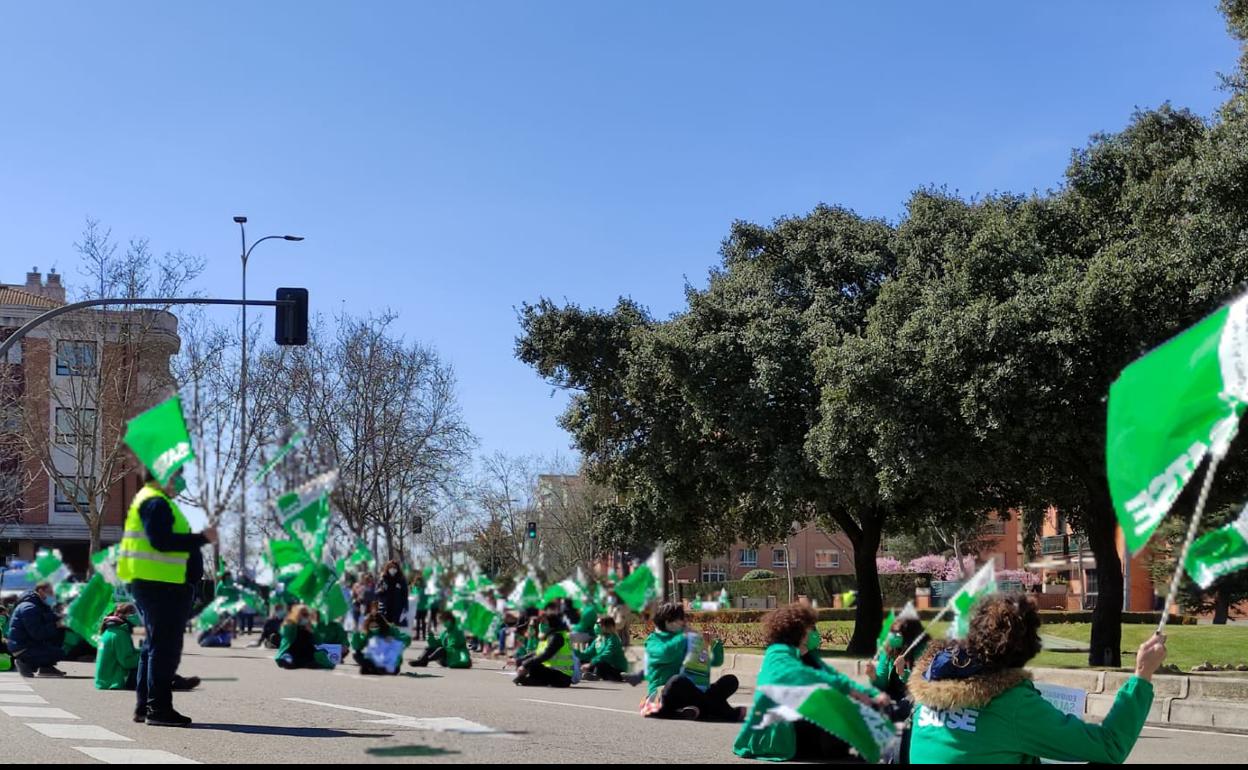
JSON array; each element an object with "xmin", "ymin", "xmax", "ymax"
[
  {"xmin": 734, "ymin": 604, "xmax": 889, "ymax": 761},
  {"xmin": 196, "ymin": 614, "xmax": 235, "ymax": 648},
  {"xmin": 641, "ymin": 603, "xmax": 742, "ymax": 722},
  {"xmin": 5, "ymin": 582, "xmax": 66, "ymax": 678},
  {"xmin": 907, "ymin": 594, "xmax": 1167, "ymax": 764},
  {"xmin": 96, "ymin": 603, "xmax": 200, "ymax": 693},
  {"xmin": 514, "ymin": 605, "xmax": 576, "ymax": 688},
  {"xmin": 409, "ymin": 611, "xmax": 472, "ymax": 669},
  {"xmin": 351, "ymin": 611, "xmax": 411, "ymax": 675},
  {"xmin": 275, "ymin": 605, "xmax": 336, "ymax": 670},
  {"xmin": 581, "ymin": 615, "xmax": 629, "ymax": 682}
]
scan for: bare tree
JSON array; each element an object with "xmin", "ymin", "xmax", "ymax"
[
  {"xmin": 276, "ymin": 312, "xmax": 475, "ymax": 564},
  {"xmin": 8, "ymin": 220, "xmax": 203, "ymax": 556}
]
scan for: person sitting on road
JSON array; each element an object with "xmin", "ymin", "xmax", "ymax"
[
  {"xmin": 734, "ymin": 604, "xmax": 888, "ymax": 761},
  {"xmin": 907, "ymin": 594, "xmax": 1167, "ymax": 764},
  {"xmin": 251, "ymin": 603, "xmax": 287, "ymax": 649},
  {"xmin": 95, "ymin": 603, "xmax": 201, "ymax": 693},
  {"xmin": 314, "ymin": 613, "xmax": 350, "ymax": 662},
  {"xmin": 867, "ymin": 607, "xmax": 926, "ymax": 726},
  {"xmin": 409, "ymin": 611, "xmax": 471, "ymax": 669},
  {"xmin": 508, "ymin": 622, "xmax": 529, "ymax": 669},
  {"xmin": 641, "ymin": 602, "xmax": 741, "ymax": 722},
  {"xmin": 514, "ymin": 605, "xmax": 576, "ymax": 688},
  {"xmin": 196, "ymin": 614, "xmax": 235, "ymax": 648},
  {"xmin": 581, "ymin": 615, "xmax": 629, "ymax": 682},
  {"xmin": 5, "ymin": 582, "xmax": 66, "ymax": 678},
  {"xmin": 351, "ymin": 611, "xmax": 411, "ymax": 675},
  {"xmin": 275, "ymin": 604, "xmax": 336, "ymax": 670}
]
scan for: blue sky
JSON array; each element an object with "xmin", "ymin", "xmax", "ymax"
[{"xmin": 1, "ymin": 1, "xmax": 1240, "ymax": 467}]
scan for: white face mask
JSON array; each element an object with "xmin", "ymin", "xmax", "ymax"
[{"xmin": 388, "ymin": 569, "xmax": 397, "ymax": 577}]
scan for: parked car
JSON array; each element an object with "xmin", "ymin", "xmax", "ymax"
[{"xmin": 0, "ymin": 565, "xmax": 37, "ymax": 600}]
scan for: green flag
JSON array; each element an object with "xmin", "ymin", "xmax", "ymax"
[
  {"xmin": 464, "ymin": 600, "xmax": 499, "ymax": 639},
  {"xmin": 267, "ymin": 539, "xmax": 312, "ymax": 583},
  {"xmin": 615, "ymin": 546, "xmax": 664, "ymax": 612},
  {"xmin": 254, "ymin": 426, "xmax": 307, "ymax": 483},
  {"xmin": 1108, "ymin": 296, "xmax": 1248, "ymax": 555},
  {"xmin": 948, "ymin": 562, "xmax": 997, "ymax": 639},
  {"xmin": 66, "ymin": 575, "xmax": 115, "ymax": 647},
  {"xmin": 289, "ymin": 563, "xmax": 349, "ymax": 621},
  {"xmin": 756, "ymin": 684, "xmax": 897, "ymax": 763},
  {"xmin": 278, "ymin": 471, "xmax": 336, "ymax": 562},
  {"xmin": 27, "ymin": 548, "xmax": 68, "ymax": 584},
  {"xmin": 91, "ymin": 545, "xmax": 121, "ymax": 587},
  {"xmin": 1186, "ymin": 505, "xmax": 1248, "ymax": 590},
  {"xmin": 343, "ymin": 538, "xmax": 374, "ymax": 574},
  {"xmin": 507, "ymin": 574, "xmax": 542, "ymax": 610},
  {"xmin": 123, "ymin": 394, "xmax": 195, "ymax": 485},
  {"xmin": 542, "ymin": 576, "xmax": 587, "ymax": 607},
  {"xmin": 876, "ymin": 610, "xmax": 896, "ymax": 652}
]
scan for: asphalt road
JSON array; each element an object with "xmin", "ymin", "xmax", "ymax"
[{"xmin": 0, "ymin": 637, "xmax": 1244, "ymax": 764}]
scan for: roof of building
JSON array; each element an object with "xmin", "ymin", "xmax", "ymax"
[{"xmin": 0, "ymin": 285, "xmax": 63, "ymax": 309}]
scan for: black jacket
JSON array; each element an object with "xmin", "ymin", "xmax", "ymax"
[
  {"xmin": 378, "ymin": 573, "xmax": 409, "ymax": 625},
  {"xmin": 137, "ymin": 494, "xmax": 208, "ymax": 585}
]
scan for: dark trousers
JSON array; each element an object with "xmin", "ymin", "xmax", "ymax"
[
  {"xmin": 517, "ymin": 660, "xmax": 572, "ymax": 688},
  {"xmin": 588, "ymin": 661, "xmax": 624, "ymax": 681},
  {"xmin": 353, "ymin": 650, "xmax": 399, "ymax": 675},
  {"xmin": 239, "ymin": 613, "xmax": 256, "ymax": 634},
  {"xmin": 414, "ymin": 612, "xmax": 427, "ymax": 640},
  {"xmin": 132, "ymin": 581, "xmax": 192, "ymax": 715},
  {"xmin": 13, "ymin": 643, "xmax": 63, "ymax": 670},
  {"xmin": 794, "ymin": 719, "xmax": 854, "ymax": 760},
  {"xmin": 655, "ymin": 674, "xmax": 741, "ymax": 721}
]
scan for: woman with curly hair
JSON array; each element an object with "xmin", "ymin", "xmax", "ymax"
[
  {"xmin": 908, "ymin": 594, "xmax": 1167, "ymax": 764},
  {"xmin": 734, "ymin": 604, "xmax": 889, "ymax": 761}
]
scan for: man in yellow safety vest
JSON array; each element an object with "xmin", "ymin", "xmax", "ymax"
[{"xmin": 118, "ymin": 470, "xmax": 217, "ymax": 728}]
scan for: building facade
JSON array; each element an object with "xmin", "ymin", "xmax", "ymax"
[
  {"xmin": 671, "ymin": 524, "xmax": 857, "ymax": 585},
  {"xmin": 1, "ymin": 269, "xmax": 180, "ymax": 574}
]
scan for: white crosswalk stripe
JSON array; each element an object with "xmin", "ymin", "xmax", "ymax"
[
  {"xmin": 73, "ymin": 747, "xmax": 200, "ymax": 764},
  {"xmin": 1, "ymin": 706, "xmax": 79, "ymax": 719},
  {"xmin": 0, "ymin": 693, "xmax": 48, "ymax": 704},
  {"xmin": 26, "ymin": 723, "xmax": 133, "ymax": 741}
]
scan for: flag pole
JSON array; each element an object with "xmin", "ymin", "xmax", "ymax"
[
  {"xmin": 1158, "ymin": 454, "xmax": 1223, "ymax": 635},
  {"xmin": 902, "ymin": 601, "xmax": 954, "ymax": 659}
]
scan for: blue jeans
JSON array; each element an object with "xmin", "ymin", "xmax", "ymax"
[{"xmin": 131, "ymin": 581, "xmax": 193, "ymax": 714}]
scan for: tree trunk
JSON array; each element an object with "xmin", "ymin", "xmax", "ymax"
[
  {"xmin": 1086, "ymin": 499, "xmax": 1123, "ymax": 667},
  {"xmin": 88, "ymin": 516, "xmax": 103, "ymax": 573},
  {"xmin": 846, "ymin": 513, "xmax": 884, "ymax": 656},
  {"xmin": 1213, "ymin": 588, "xmax": 1231, "ymax": 625}
]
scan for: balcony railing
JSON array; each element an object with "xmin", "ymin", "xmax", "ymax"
[{"xmin": 1041, "ymin": 535, "xmax": 1068, "ymax": 555}]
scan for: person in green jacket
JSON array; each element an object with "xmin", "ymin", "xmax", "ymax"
[
  {"xmin": 351, "ymin": 611, "xmax": 411, "ymax": 674},
  {"xmin": 571, "ymin": 603, "xmax": 599, "ymax": 650},
  {"xmin": 314, "ymin": 615, "xmax": 350, "ymax": 662},
  {"xmin": 581, "ymin": 615, "xmax": 629, "ymax": 681},
  {"xmin": 642, "ymin": 603, "xmax": 742, "ymax": 722},
  {"xmin": 95, "ymin": 603, "xmax": 144, "ymax": 690},
  {"xmin": 908, "ymin": 594, "xmax": 1168, "ymax": 764},
  {"xmin": 275, "ymin": 605, "xmax": 335, "ymax": 670},
  {"xmin": 734, "ymin": 604, "xmax": 887, "ymax": 761},
  {"xmin": 409, "ymin": 611, "xmax": 471, "ymax": 669}
]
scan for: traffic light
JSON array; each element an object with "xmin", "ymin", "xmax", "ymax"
[
  {"xmin": 527, "ymin": 521, "xmax": 537, "ymax": 539},
  {"xmin": 413, "ymin": 515, "xmax": 423, "ymax": 535},
  {"xmin": 274, "ymin": 287, "xmax": 308, "ymax": 346}
]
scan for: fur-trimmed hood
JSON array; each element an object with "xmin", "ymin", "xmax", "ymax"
[{"xmin": 908, "ymin": 644, "xmax": 1031, "ymax": 710}]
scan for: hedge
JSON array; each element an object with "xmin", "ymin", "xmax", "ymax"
[
  {"xmin": 678, "ymin": 573, "xmax": 929, "ymax": 607},
  {"xmin": 684, "ymin": 608, "xmax": 1196, "ymax": 626}
]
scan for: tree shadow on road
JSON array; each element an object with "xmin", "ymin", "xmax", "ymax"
[
  {"xmin": 193, "ymin": 724, "xmax": 393, "ymax": 739},
  {"xmin": 399, "ymin": 672, "xmax": 442, "ymax": 679}
]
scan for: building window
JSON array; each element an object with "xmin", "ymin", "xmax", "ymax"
[
  {"xmin": 772, "ymin": 548, "xmax": 791, "ymax": 568},
  {"xmin": 1, "ymin": 402, "xmax": 19, "ymax": 432},
  {"xmin": 983, "ymin": 517, "xmax": 1006, "ymax": 535},
  {"xmin": 54, "ymin": 476, "xmax": 92, "ymax": 513},
  {"xmin": 55, "ymin": 407, "xmax": 96, "ymax": 444},
  {"xmin": 738, "ymin": 549, "xmax": 757, "ymax": 567},
  {"xmin": 1085, "ymin": 569, "xmax": 1099, "ymax": 596},
  {"xmin": 815, "ymin": 550, "xmax": 840, "ymax": 568},
  {"xmin": 56, "ymin": 340, "xmax": 97, "ymax": 376},
  {"xmin": 701, "ymin": 565, "xmax": 727, "ymax": 583}
]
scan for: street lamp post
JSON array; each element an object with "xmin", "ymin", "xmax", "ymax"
[{"xmin": 234, "ymin": 216, "xmax": 303, "ymax": 575}]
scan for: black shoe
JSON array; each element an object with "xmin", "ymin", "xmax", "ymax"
[
  {"xmin": 133, "ymin": 709, "xmax": 147, "ymax": 723},
  {"xmin": 36, "ymin": 666, "xmax": 66, "ymax": 678},
  {"xmin": 624, "ymin": 672, "xmax": 645, "ymax": 687},
  {"xmin": 675, "ymin": 706, "xmax": 701, "ymax": 720},
  {"xmin": 146, "ymin": 709, "xmax": 193, "ymax": 727},
  {"xmin": 408, "ymin": 659, "xmax": 428, "ymax": 668},
  {"xmin": 14, "ymin": 659, "xmax": 36, "ymax": 678},
  {"xmin": 171, "ymin": 675, "xmax": 200, "ymax": 691}
]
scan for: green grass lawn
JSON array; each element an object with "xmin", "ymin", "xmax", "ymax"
[{"xmin": 721, "ymin": 621, "xmax": 1248, "ymax": 672}]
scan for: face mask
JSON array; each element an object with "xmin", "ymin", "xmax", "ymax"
[
  {"xmin": 592, "ymin": 624, "xmax": 602, "ymax": 636},
  {"xmin": 172, "ymin": 475, "xmax": 187, "ymax": 495},
  {"xmin": 43, "ymin": 594, "xmax": 57, "ymax": 608},
  {"xmin": 806, "ymin": 629, "xmax": 821, "ymax": 652},
  {"xmin": 388, "ymin": 569, "xmax": 397, "ymax": 577},
  {"xmin": 127, "ymin": 614, "xmax": 143, "ymax": 627},
  {"xmin": 298, "ymin": 617, "xmax": 311, "ymax": 627}
]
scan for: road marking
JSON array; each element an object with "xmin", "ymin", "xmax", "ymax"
[
  {"xmin": 27, "ymin": 723, "xmax": 133, "ymax": 741},
  {"xmin": 1, "ymin": 706, "xmax": 79, "ymax": 719},
  {"xmin": 520, "ymin": 698, "xmax": 636, "ymax": 715},
  {"xmin": 1142, "ymin": 725, "xmax": 1248, "ymax": 739},
  {"xmin": 0, "ymin": 693, "xmax": 48, "ymax": 704},
  {"xmin": 284, "ymin": 697, "xmax": 509, "ymax": 736},
  {"xmin": 73, "ymin": 747, "xmax": 199, "ymax": 764},
  {"xmin": 0, "ymin": 683, "xmax": 35, "ymax": 692}
]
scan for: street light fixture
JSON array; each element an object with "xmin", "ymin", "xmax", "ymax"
[{"xmin": 234, "ymin": 216, "xmax": 304, "ymax": 574}]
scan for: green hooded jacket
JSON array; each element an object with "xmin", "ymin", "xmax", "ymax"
[
  {"xmin": 94, "ymin": 617, "xmax": 141, "ymax": 690},
  {"xmin": 733, "ymin": 644, "xmax": 880, "ymax": 761},
  {"xmin": 275, "ymin": 622, "xmax": 335, "ymax": 669},
  {"xmin": 907, "ymin": 647, "xmax": 1153, "ymax": 764},
  {"xmin": 429, "ymin": 621, "xmax": 471, "ymax": 668},
  {"xmin": 643, "ymin": 628, "xmax": 690, "ymax": 697},
  {"xmin": 587, "ymin": 631, "xmax": 629, "ymax": 672},
  {"xmin": 350, "ymin": 625, "xmax": 412, "ymax": 653}
]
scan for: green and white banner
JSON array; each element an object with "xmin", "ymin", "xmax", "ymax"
[
  {"xmin": 123, "ymin": 394, "xmax": 195, "ymax": 485},
  {"xmin": 756, "ymin": 684, "xmax": 897, "ymax": 763},
  {"xmin": 1186, "ymin": 505, "xmax": 1248, "ymax": 590},
  {"xmin": 1108, "ymin": 296, "xmax": 1248, "ymax": 554}
]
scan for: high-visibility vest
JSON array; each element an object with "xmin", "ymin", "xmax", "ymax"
[
  {"xmin": 539, "ymin": 630, "xmax": 575, "ymax": 677},
  {"xmin": 117, "ymin": 485, "xmax": 191, "ymax": 584}
]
